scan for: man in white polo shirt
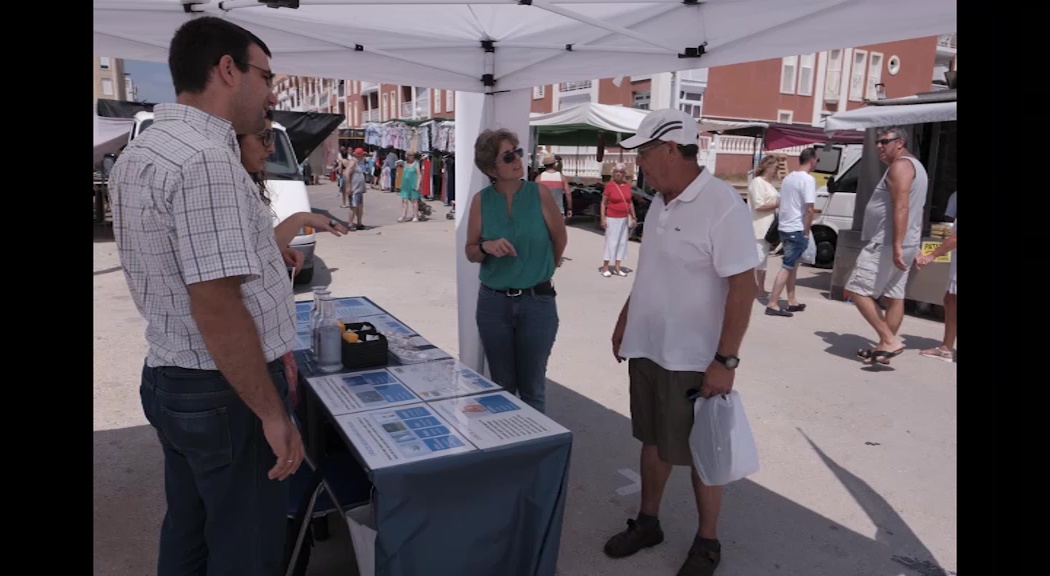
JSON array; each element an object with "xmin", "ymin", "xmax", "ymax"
[{"xmin": 605, "ymin": 109, "xmax": 760, "ymax": 576}]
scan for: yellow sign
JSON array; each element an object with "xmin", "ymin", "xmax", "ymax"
[{"xmin": 921, "ymin": 241, "xmax": 952, "ymax": 263}]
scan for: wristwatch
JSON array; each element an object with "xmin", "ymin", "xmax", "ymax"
[
  {"xmin": 478, "ymin": 241, "xmax": 489, "ymax": 256},
  {"xmin": 714, "ymin": 352, "xmax": 740, "ymax": 370}
]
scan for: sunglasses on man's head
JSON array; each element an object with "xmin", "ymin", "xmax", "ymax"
[
  {"xmin": 876, "ymin": 137, "xmax": 902, "ymax": 146},
  {"xmin": 501, "ymin": 148, "xmax": 525, "ymax": 164},
  {"xmin": 257, "ymin": 128, "xmax": 275, "ymax": 147}
]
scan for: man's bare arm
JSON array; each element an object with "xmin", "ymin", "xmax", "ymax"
[
  {"xmin": 887, "ymin": 158, "xmax": 915, "ymax": 251},
  {"xmin": 716, "ymin": 270, "xmax": 757, "ymax": 357}
]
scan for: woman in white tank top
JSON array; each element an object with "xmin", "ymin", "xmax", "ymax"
[{"xmin": 536, "ymin": 154, "xmax": 571, "ymax": 219}]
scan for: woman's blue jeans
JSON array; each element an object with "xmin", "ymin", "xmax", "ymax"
[{"xmin": 475, "ymin": 286, "xmax": 559, "ymax": 413}]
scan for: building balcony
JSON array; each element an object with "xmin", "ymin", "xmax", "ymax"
[
  {"xmin": 361, "ymin": 81, "xmax": 379, "ymax": 94},
  {"xmin": 363, "ymin": 108, "xmax": 381, "ymax": 122},
  {"xmin": 401, "ymin": 102, "xmax": 414, "ymax": 118},
  {"xmin": 558, "ymin": 80, "xmax": 592, "ymax": 92},
  {"xmin": 936, "ymin": 33, "xmax": 956, "ymax": 57}
]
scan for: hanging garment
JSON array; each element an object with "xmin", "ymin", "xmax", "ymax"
[{"xmin": 422, "ymin": 157, "xmax": 432, "ymax": 198}]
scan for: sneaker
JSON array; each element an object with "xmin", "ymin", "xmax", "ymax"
[
  {"xmin": 764, "ymin": 307, "xmax": 793, "ymax": 317},
  {"xmin": 412, "ymin": 217, "xmax": 420, "ymax": 222},
  {"xmin": 614, "ymin": 269, "xmax": 629, "ymax": 277},
  {"xmin": 603, "ymin": 519, "xmax": 664, "ymax": 559},
  {"xmin": 602, "ymin": 270, "xmax": 612, "ymax": 278},
  {"xmin": 676, "ymin": 539, "xmax": 722, "ymax": 576}
]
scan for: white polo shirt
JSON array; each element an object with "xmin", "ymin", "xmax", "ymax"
[{"xmin": 619, "ymin": 169, "xmax": 760, "ymax": 372}]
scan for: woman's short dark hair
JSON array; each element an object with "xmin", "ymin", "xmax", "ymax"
[
  {"xmin": 237, "ymin": 108, "xmax": 275, "ymax": 206},
  {"xmin": 169, "ymin": 16, "xmax": 272, "ymax": 95},
  {"xmin": 474, "ymin": 129, "xmax": 519, "ymax": 178}
]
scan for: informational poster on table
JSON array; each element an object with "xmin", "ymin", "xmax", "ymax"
[
  {"xmin": 335, "ymin": 404, "xmax": 476, "ymax": 469},
  {"xmin": 427, "ymin": 392, "xmax": 570, "ymax": 450},
  {"xmin": 388, "ymin": 359, "xmax": 500, "ymax": 401},
  {"xmin": 307, "ymin": 369, "xmax": 421, "ymax": 416},
  {"xmin": 334, "ymin": 297, "xmax": 385, "ymax": 321}
]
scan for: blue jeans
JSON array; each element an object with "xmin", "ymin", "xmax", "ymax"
[
  {"xmin": 780, "ymin": 230, "xmax": 808, "ymax": 270},
  {"xmin": 140, "ymin": 359, "xmax": 291, "ymax": 576},
  {"xmin": 475, "ymin": 286, "xmax": 559, "ymax": 413}
]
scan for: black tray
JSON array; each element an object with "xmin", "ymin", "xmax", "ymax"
[{"xmin": 341, "ymin": 322, "xmax": 388, "ymax": 370}]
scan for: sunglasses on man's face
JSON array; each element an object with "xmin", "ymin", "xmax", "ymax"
[
  {"xmin": 876, "ymin": 137, "xmax": 901, "ymax": 146},
  {"xmin": 501, "ymin": 148, "xmax": 525, "ymax": 164},
  {"xmin": 257, "ymin": 128, "xmax": 275, "ymax": 148}
]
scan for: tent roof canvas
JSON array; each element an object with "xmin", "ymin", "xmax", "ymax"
[{"xmin": 94, "ymin": 0, "xmax": 956, "ymax": 94}]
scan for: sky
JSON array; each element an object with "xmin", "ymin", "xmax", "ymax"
[{"xmin": 123, "ymin": 60, "xmax": 176, "ymax": 103}]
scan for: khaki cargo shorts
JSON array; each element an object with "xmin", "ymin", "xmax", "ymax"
[
  {"xmin": 629, "ymin": 357, "xmax": 702, "ymax": 467},
  {"xmin": 845, "ymin": 241, "xmax": 919, "ymax": 300}
]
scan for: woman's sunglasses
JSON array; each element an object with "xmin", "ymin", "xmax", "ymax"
[
  {"xmin": 257, "ymin": 128, "xmax": 275, "ymax": 148},
  {"xmin": 501, "ymin": 148, "xmax": 525, "ymax": 164}
]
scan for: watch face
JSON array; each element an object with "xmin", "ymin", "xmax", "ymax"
[{"xmin": 724, "ymin": 356, "xmax": 739, "ymax": 369}]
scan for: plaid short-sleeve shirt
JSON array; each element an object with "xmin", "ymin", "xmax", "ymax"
[{"xmin": 110, "ymin": 103, "xmax": 296, "ymax": 369}]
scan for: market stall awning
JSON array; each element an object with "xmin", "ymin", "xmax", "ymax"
[
  {"xmin": 824, "ymin": 92, "xmax": 957, "ymax": 131},
  {"xmin": 530, "ymin": 102, "xmax": 648, "ymax": 146},
  {"xmin": 763, "ymin": 123, "xmax": 864, "ymax": 150},
  {"xmin": 697, "ymin": 118, "xmax": 864, "ymax": 150},
  {"xmin": 94, "ymin": 0, "xmax": 955, "ymax": 95}
]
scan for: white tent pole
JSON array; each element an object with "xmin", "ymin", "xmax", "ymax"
[
  {"xmin": 188, "ymin": 0, "xmax": 684, "ymax": 8},
  {"xmin": 454, "ymin": 88, "xmax": 532, "ymax": 375},
  {"xmin": 529, "ymin": 0, "xmax": 679, "ymax": 54},
  {"xmin": 496, "ymin": 3, "xmax": 679, "ymax": 80},
  {"xmin": 495, "ymin": 43, "xmax": 672, "ymax": 55}
]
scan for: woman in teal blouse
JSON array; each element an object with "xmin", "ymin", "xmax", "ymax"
[{"xmin": 465, "ymin": 129, "xmax": 568, "ymax": 413}]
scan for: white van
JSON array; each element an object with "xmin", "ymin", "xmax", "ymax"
[
  {"xmin": 806, "ymin": 143, "xmax": 862, "ymax": 268},
  {"xmin": 129, "ymin": 112, "xmax": 318, "ymax": 284}
]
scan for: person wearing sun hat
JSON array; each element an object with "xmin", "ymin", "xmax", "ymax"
[{"xmin": 604, "ymin": 108, "xmax": 760, "ymax": 576}]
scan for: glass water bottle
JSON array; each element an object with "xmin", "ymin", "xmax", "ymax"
[
  {"xmin": 314, "ymin": 296, "xmax": 344, "ymax": 373},
  {"xmin": 310, "ymin": 288, "xmax": 331, "ymax": 359}
]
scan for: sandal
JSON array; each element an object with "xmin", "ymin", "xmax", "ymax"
[
  {"xmin": 865, "ymin": 347, "xmax": 905, "ymax": 365},
  {"xmin": 857, "ymin": 349, "xmax": 874, "ymax": 360},
  {"xmin": 920, "ymin": 347, "xmax": 954, "ymax": 362}
]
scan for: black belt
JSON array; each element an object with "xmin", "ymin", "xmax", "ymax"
[{"xmin": 485, "ymin": 280, "xmax": 556, "ymax": 297}]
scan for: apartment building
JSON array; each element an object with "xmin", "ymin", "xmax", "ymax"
[{"xmin": 94, "ymin": 57, "xmax": 127, "ymax": 101}]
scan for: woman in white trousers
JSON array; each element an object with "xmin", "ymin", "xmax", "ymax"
[{"xmin": 600, "ymin": 164, "xmax": 637, "ymax": 277}]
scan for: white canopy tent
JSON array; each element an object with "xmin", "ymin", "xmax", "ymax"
[
  {"xmin": 94, "ymin": 0, "xmax": 956, "ymax": 373},
  {"xmin": 530, "ymin": 102, "xmax": 648, "ymax": 135}
]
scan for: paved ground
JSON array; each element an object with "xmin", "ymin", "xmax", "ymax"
[{"xmin": 94, "ymin": 180, "xmax": 957, "ymax": 576}]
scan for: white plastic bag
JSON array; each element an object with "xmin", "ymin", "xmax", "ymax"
[
  {"xmin": 346, "ymin": 504, "xmax": 377, "ymax": 576},
  {"xmin": 800, "ymin": 234, "xmax": 817, "ymax": 265},
  {"xmin": 689, "ymin": 390, "xmax": 759, "ymax": 486}
]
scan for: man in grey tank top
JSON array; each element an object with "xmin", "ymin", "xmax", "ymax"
[{"xmin": 846, "ymin": 125, "xmax": 928, "ymax": 365}]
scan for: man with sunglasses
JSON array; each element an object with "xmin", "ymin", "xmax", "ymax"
[
  {"xmin": 847, "ymin": 125, "xmax": 928, "ymax": 365},
  {"xmin": 108, "ymin": 16, "xmax": 302, "ymax": 575},
  {"xmin": 605, "ymin": 109, "xmax": 760, "ymax": 576}
]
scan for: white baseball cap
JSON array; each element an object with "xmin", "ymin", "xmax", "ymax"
[{"xmin": 619, "ymin": 108, "xmax": 698, "ymax": 150}]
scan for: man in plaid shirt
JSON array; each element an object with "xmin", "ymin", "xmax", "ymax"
[{"xmin": 109, "ymin": 17, "xmax": 302, "ymax": 575}]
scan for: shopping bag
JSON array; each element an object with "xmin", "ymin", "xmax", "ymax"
[
  {"xmin": 689, "ymin": 390, "xmax": 759, "ymax": 486},
  {"xmin": 800, "ymin": 234, "xmax": 817, "ymax": 265},
  {"xmin": 346, "ymin": 504, "xmax": 377, "ymax": 576}
]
